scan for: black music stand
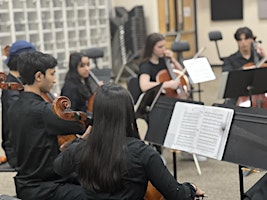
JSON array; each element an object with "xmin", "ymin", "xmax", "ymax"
[
  {"xmin": 144, "ymin": 95, "xmax": 204, "ymax": 179},
  {"xmin": 217, "ymin": 67, "xmax": 267, "ymax": 200},
  {"xmin": 214, "ymin": 103, "xmax": 267, "ymax": 200},
  {"xmin": 218, "ymin": 67, "xmax": 267, "ymax": 100},
  {"xmin": 135, "ymin": 83, "xmax": 163, "ymax": 120}
]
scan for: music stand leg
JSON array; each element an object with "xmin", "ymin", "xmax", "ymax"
[
  {"xmin": 172, "ymin": 151, "xmax": 177, "ymax": 180},
  {"xmin": 192, "ymin": 154, "xmax": 202, "ymax": 175},
  {"xmin": 114, "ymin": 64, "xmax": 137, "ymax": 83},
  {"xmin": 238, "ymin": 165, "xmax": 244, "ymax": 200}
]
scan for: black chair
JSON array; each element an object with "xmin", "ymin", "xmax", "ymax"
[
  {"xmin": 208, "ymin": 31, "xmax": 225, "ymax": 61},
  {"xmin": 85, "ymin": 47, "xmax": 104, "ymax": 69},
  {"xmin": 171, "ymin": 41, "xmax": 190, "ymax": 68},
  {"xmin": 85, "ymin": 47, "xmax": 112, "ymax": 83},
  {"xmin": 127, "ymin": 76, "xmax": 142, "ymax": 105}
]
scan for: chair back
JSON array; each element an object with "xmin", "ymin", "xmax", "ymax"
[{"xmin": 127, "ymin": 77, "xmax": 142, "ymax": 104}]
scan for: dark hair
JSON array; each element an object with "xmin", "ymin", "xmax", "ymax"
[
  {"xmin": 234, "ymin": 27, "xmax": 254, "ymax": 41},
  {"xmin": 64, "ymin": 52, "xmax": 92, "ymax": 99},
  {"xmin": 17, "ymin": 51, "xmax": 57, "ymax": 85},
  {"xmin": 79, "ymin": 83, "xmax": 140, "ymax": 193},
  {"xmin": 141, "ymin": 32, "xmax": 165, "ymax": 62},
  {"xmin": 7, "ymin": 55, "xmax": 19, "ymax": 71}
]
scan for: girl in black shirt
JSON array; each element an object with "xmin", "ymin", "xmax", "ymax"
[{"xmin": 54, "ymin": 83, "xmax": 205, "ymax": 199}]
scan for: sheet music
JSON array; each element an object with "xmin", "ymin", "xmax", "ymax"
[
  {"xmin": 183, "ymin": 57, "xmax": 216, "ymax": 84},
  {"xmin": 164, "ymin": 102, "xmax": 234, "ymax": 160}
]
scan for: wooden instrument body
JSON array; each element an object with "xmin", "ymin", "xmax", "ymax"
[
  {"xmin": 41, "ymin": 92, "xmax": 77, "ymax": 148},
  {"xmin": 156, "ymin": 68, "xmax": 190, "ymax": 100},
  {"xmin": 237, "ymin": 60, "xmax": 267, "ymax": 108}
]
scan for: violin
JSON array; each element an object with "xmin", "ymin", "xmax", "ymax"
[{"xmin": 0, "ymin": 72, "xmax": 24, "ymax": 91}]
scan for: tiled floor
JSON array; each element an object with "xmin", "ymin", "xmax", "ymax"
[{"xmin": 0, "ymin": 67, "xmax": 266, "ymax": 199}]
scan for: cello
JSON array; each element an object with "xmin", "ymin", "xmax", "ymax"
[
  {"xmin": 87, "ymin": 71, "xmax": 103, "ymax": 112},
  {"xmin": 236, "ymin": 56, "xmax": 267, "ymax": 108},
  {"xmin": 156, "ymin": 58, "xmax": 190, "ymax": 100},
  {"xmin": 155, "ymin": 47, "xmax": 206, "ymax": 100}
]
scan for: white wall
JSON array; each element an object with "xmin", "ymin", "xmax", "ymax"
[
  {"xmin": 197, "ymin": 0, "xmax": 267, "ymax": 65},
  {"xmin": 113, "ymin": 0, "xmax": 267, "ymax": 65}
]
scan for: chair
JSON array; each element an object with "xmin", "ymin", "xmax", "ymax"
[
  {"xmin": 171, "ymin": 41, "xmax": 190, "ymax": 68},
  {"xmin": 208, "ymin": 31, "xmax": 225, "ymax": 61},
  {"xmin": 127, "ymin": 76, "xmax": 142, "ymax": 105},
  {"xmin": 85, "ymin": 47, "xmax": 112, "ymax": 83},
  {"xmin": 0, "ymin": 162, "xmax": 16, "ymax": 172}
]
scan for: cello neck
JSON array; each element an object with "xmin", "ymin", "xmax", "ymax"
[
  {"xmin": 89, "ymin": 71, "xmax": 101, "ymax": 86},
  {"xmin": 164, "ymin": 58, "xmax": 178, "ymax": 80}
]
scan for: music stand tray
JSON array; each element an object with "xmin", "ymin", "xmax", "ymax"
[
  {"xmin": 218, "ymin": 67, "xmax": 267, "ymax": 99},
  {"xmin": 135, "ymin": 83, "xmax": 163, "ymax": 119}
]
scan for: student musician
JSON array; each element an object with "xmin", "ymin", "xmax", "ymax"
[
  {"xmin": 1, "ymin": 40, "xmax": 36, "ymax": 167},
  {"xmin": 222, "ymin": 26, "xmax": 267, "ymax": 72},
  {"xmin": 54, "ymin": 83, "xmax": 205, "ymax": 200},
  {"xmin": 8, "ymin": 51, "xmax": 90, "ymax": 200},
  {"xmin": 139, "ymin": 32, "xmax": 184, "ymax": 93},
  {"xmin": 138, "ymin": 32, "xmax": 191, "ymax": 158},
  {"xmin": 61, "ymin": 52, "xmax": 103, "ymax": 113},
  {"xmin": 222, "ymin": 27, "xmax": 267, "ymax": 105}
]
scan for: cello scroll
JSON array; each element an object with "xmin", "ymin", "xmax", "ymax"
[{"xmin": 52, "ymin": 96, "xmax": 92, "ymax": 127}]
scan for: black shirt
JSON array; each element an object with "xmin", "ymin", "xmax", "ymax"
[
  {"xmin": 54, "ymin": 137, "xmax": 196, "ymax": 200},
  {"xmin": 222, "ymin": 50, "xmax": 261, "ymax": 72},
  {"xmin": 8, "ymin": 91, "xmax": 85, "ymax": 198},
  {"xmin": 139, "ymin": 57, "xmax": 167, "ymax": 81},
  {"xmin": 1, "ymin": 73, "xmax": 22, "ymax": 167}
]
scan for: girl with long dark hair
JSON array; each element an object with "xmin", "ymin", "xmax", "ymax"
[
  {"xmin": 54, "ymin": 83, "xmax": 205, "ymax": 199},
  {"xmin": 61, "ymin": 52, "xmax": 94, "ymax": 112}
]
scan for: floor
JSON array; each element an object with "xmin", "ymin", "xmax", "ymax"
[{"xmin": 0, "ymin": 67, "xmax": 266, "ymax": 199}]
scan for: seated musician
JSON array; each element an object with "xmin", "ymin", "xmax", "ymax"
[
  {"xmin": 222, "ymin": 27, "xmax": 267, "ymax": 105},
  {"xmin": 1, "ymin": 40, "xmax": 36, "ymax": 167},
  {"xmin": 139, "ymin": 32, "xmax": 184, "ymax": 93},
  {"xmin": 53, "ymin": 83, "xmax": 205, "ymax": 200},
  {"xmin": 138, "ymin": 33, "xmax": 207, "ymax": 161},
  {"xmin": 61, "ymin": 52, "xmax": 103, "ymax": 113},
  {"xmin": 7, "ymin": 51, "xmax": 90, "ymax": 200},
  {"xmin": 222, "ymin": 26, "xmax": 267, "ymax": 72}
]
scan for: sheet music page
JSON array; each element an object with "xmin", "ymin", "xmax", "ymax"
[
  {"xmin": 163, "ymin": 102, "xmax": 234, "ymax": 160},
  {"xmin": 183, "ymin": 57, "xmax": 216, "ymax": 84}
]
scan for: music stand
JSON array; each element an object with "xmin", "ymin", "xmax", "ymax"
[
  {"xmin": 144, "ymin": 95, "xmax": 204, "ymax": 178},
  {"xmin": 135, "ymin": 83, "xmax": 163, "ymax": 119},
  {"xmin": 218, "ymin": 67, "xmax": 267, "ymax": 100},
  {"xmin": 214, "ymin": 103, "xmax": 267, "ymax": 200},
  {"xmin": 217, "ymin": 67, "xmax": 267, "ymax": 200}
]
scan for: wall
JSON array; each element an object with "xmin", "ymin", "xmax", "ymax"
[
  {"xmin": 197, "ymin": 0, "xmax": 267, "ymax": 65},
  {"xmin": 113, "ymin": 0, "xmax": 267, "ymax": 65}
]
